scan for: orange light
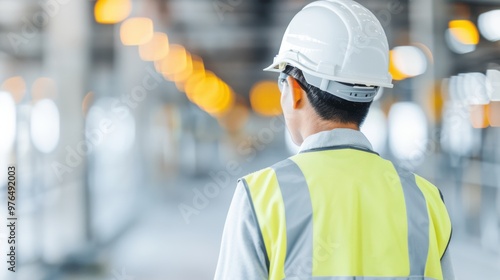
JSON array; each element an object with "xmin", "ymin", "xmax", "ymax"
[
  {"xmin": 389, "ymin": 50, "xmax": 409, "ymax": 81},
  {"xmin": 173, "ymin": 54, "xmax": 194, "ymax": 83},
  {"xmin": 32, "ymin": 78, "xmax": 57, "ymax": 101},
  {"xmin": 203, "ymin": 82, "xmax": 234, "ymax": 116},
  {"xmin": 185, "ymin": 72, "xmax": 210, "ymax": 101},
  {"xmin": 120, "ymin": 17, "xmax": 154, "ymax": 46},
  {"xmin": 169, "ymin": 56, "xmax": 205, "ymax": 92},
  {"xmin": 250, "ymin": 81, "xmax": 282, "ymax": 117},
  {"xmin": 94, "ymin": 0, "xmax": 131, "ymax": 24},
  {"xmin": 191, "ymin": 56, "xmax": 205, "ymax": 75},
  {"xmin": 190, "ymin": 74, "xmax": 221, "ymax": 107},
  {"xmin": 426, "ymin": 82, "xmax": 444, "ymax": 123},
  {"xmin": 154, "ymin": 45, "xmax": 188, "ymax": 77},
  {"xmin": 189, "ymin": 75, "xmax": 235, "ymax": 116},
  {"xmin": 1, "ymin": 76, "xmax": 26, "ymax": 103},
  {"xmin": 138, "ymin": 32, "xmax": 170, "ymax": 61},
  {"xmin": 82, "ymin": 92, "xmax": 95, "ymax": 116},
  {"xmin": 449, "ymin": 20, "xmax": 480, "ymax": 45},
  {"xmin": 489, "ymin": 101, "xmax": 500, "ymax": 127},
  {"xmin": 470, "ymin": 104, "xmax": 489, "ymax": 128}
]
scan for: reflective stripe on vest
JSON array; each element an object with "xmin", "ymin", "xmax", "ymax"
[
  {"xmin": 393, "ymin": 166, "xmax": 429, "ymax": 276},
  {"xmin": 243, "ymin": 148, "xmax": 451, "ymax": 280},
  {"xmin": 273, "ymin": 159, "xmax": 314, "ymax": 277}
]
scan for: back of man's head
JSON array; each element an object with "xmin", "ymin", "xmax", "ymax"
[{"xmin": 283, "ymin": 65, "xmax": 373, "ymax": 127}]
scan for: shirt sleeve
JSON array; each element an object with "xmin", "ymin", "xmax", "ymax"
[
  {"xmin": 441, "ymin": 249, "xmax": 455, "ymax": 280},
  {"xmin": 213, "ymin": 180, "xmax": 269, "ymax": 280}
]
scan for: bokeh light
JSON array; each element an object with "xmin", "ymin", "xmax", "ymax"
[
  {"xmin": 446, "ymin": 20, "xmax": 479, "ymax": 54},
  {"xmin": 155, "ymin": 44, "xmax": 188, "ymax": 78},
  {"xmin": 489, "ymin": 101, "xmax": 500, "ymax": 127},
  {"xmin": 391, "ymin": 46, "xmax": 428, "ymax": 77},
  {"xmin": 82, "ymin": 91, "xmax": 95, "ymax": 116},
  {"xmin": 189, "ymin": 74, "xmax": 234, "ymax": 116},
  {"xmin": 94, "ymin": 0, "xmax": 132, "ymax": 24},
  {"xmin": 389, "ymin": 50, "xmax": 409, "ymax": 81},
  {"xmin": 87, "ymin": 98, "xmax": 136, "ymax": 153},
  {"xmin": 120, "ymin": 17, "xmax": 154, "ymax": 46},
  {"xmin": 441, "ymin": 102, "xmax": 475, "ymax": 157},
  {"xmin": 449, "ymin": 20, "xmax": 480, "ymax": 45},
  {"xmin": 250, "ymin": 81, "xmax": 282, "ymax": 116},
  {"xmin": 446, "ymin": 29, "xmax": 476, "ymax": 54},
  {"xmin": 388, "ymin": 102, "xmax": 428, "ymax": 161},
  {"xmin": 173, "ymin": 53, "xmax": 194, "ymax": 83},
  {"xmin": 462, "ymin": 73, "xmax": 489, "ymax": 105},
  {"xmin": 470, "ymin": 104, "xmax": 489, "ymax": 129},
  {"xmin": 31, "ymin": 99, "xmax": 60, "ymax": 153},
  {"xmin": 478, "ymin": 10, "xmax": 500, "ymax": 42},
  {"xmin": 486, "ymin": 69, "xmax": 500, "ymax": 102},
  {"xmin": 1, "ymin": 76, "xmax": 26, "ymax": 104},
  {"xmin": 185, "ymin": 73, "xmax": 208, "ymax": 101},
  {"xmin": 177, "ymin": 56, "xmax": 205, "ymax": 92},
  {"xmin": 138, "ymin": 32, "xmax": 170, "ymax": 61}
]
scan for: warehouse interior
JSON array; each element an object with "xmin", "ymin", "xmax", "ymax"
[{"xmin": 0, "ymin": 0, "xmax": 500, "ymax": 279}]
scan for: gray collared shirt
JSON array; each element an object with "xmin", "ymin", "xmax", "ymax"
[{"xmin": 214, "ymin": 129, "xmax": 454, "ymax": 280}]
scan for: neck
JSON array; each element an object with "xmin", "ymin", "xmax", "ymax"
[{"xmin": 300, "ymin": 118, "xmax": 359, "ymax": 143}]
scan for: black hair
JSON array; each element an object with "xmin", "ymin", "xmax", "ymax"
[{"xmin": 283, "ymin": 65, "xmax": 372, "ymax": 127}]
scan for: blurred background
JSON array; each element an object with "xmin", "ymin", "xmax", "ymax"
[{"xmin": 0, "ymin": 0, "xmax": 499, "ymax": 279}]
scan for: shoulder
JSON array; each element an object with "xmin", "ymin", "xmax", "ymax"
[
  {"xmin": 240, "ymin": 158, "xmax": 292, "ymax": 192},
  {"xmin": 391, "ymin": 163, "xmax": 444, "ymax": 201}
]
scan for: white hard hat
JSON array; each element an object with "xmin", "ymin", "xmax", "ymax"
[{"xmin": 265, "ymin": 0, "xmax": 393, "ymax": 102}]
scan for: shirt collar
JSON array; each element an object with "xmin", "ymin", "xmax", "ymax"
[{"xmin": 298, "ymin": 128, "xmax": 374, "ymax": 153}]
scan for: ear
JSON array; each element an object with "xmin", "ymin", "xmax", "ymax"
[{"xmin": 288, "ymin": 77, "xmax": 304, "ymax": 109}]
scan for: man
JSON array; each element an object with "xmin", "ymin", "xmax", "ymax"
[{"xmin": 215, "ymin": 0, "xmax": 454, "ymax": 279}]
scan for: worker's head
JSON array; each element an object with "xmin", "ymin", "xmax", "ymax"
[
  {"xmin": 264, "ymin": 0, "xmax": 394, "ymax": 144},
  {"xmin": 278, "ymin": 65, "xmax": 373, "ymax": 144}
]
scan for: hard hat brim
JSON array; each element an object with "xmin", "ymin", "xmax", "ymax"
[
  {"xmin": 263, "ymin": 62, "xmax": 282, "ymax": 72},
  {"xmin": 263, "ymin": 59, "xmax": 394, "ymax": 89}
]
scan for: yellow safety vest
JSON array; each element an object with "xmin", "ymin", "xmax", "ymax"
[{"xmin": 241, "ymin": 147, "xmax": 452, "ymax": 280}]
